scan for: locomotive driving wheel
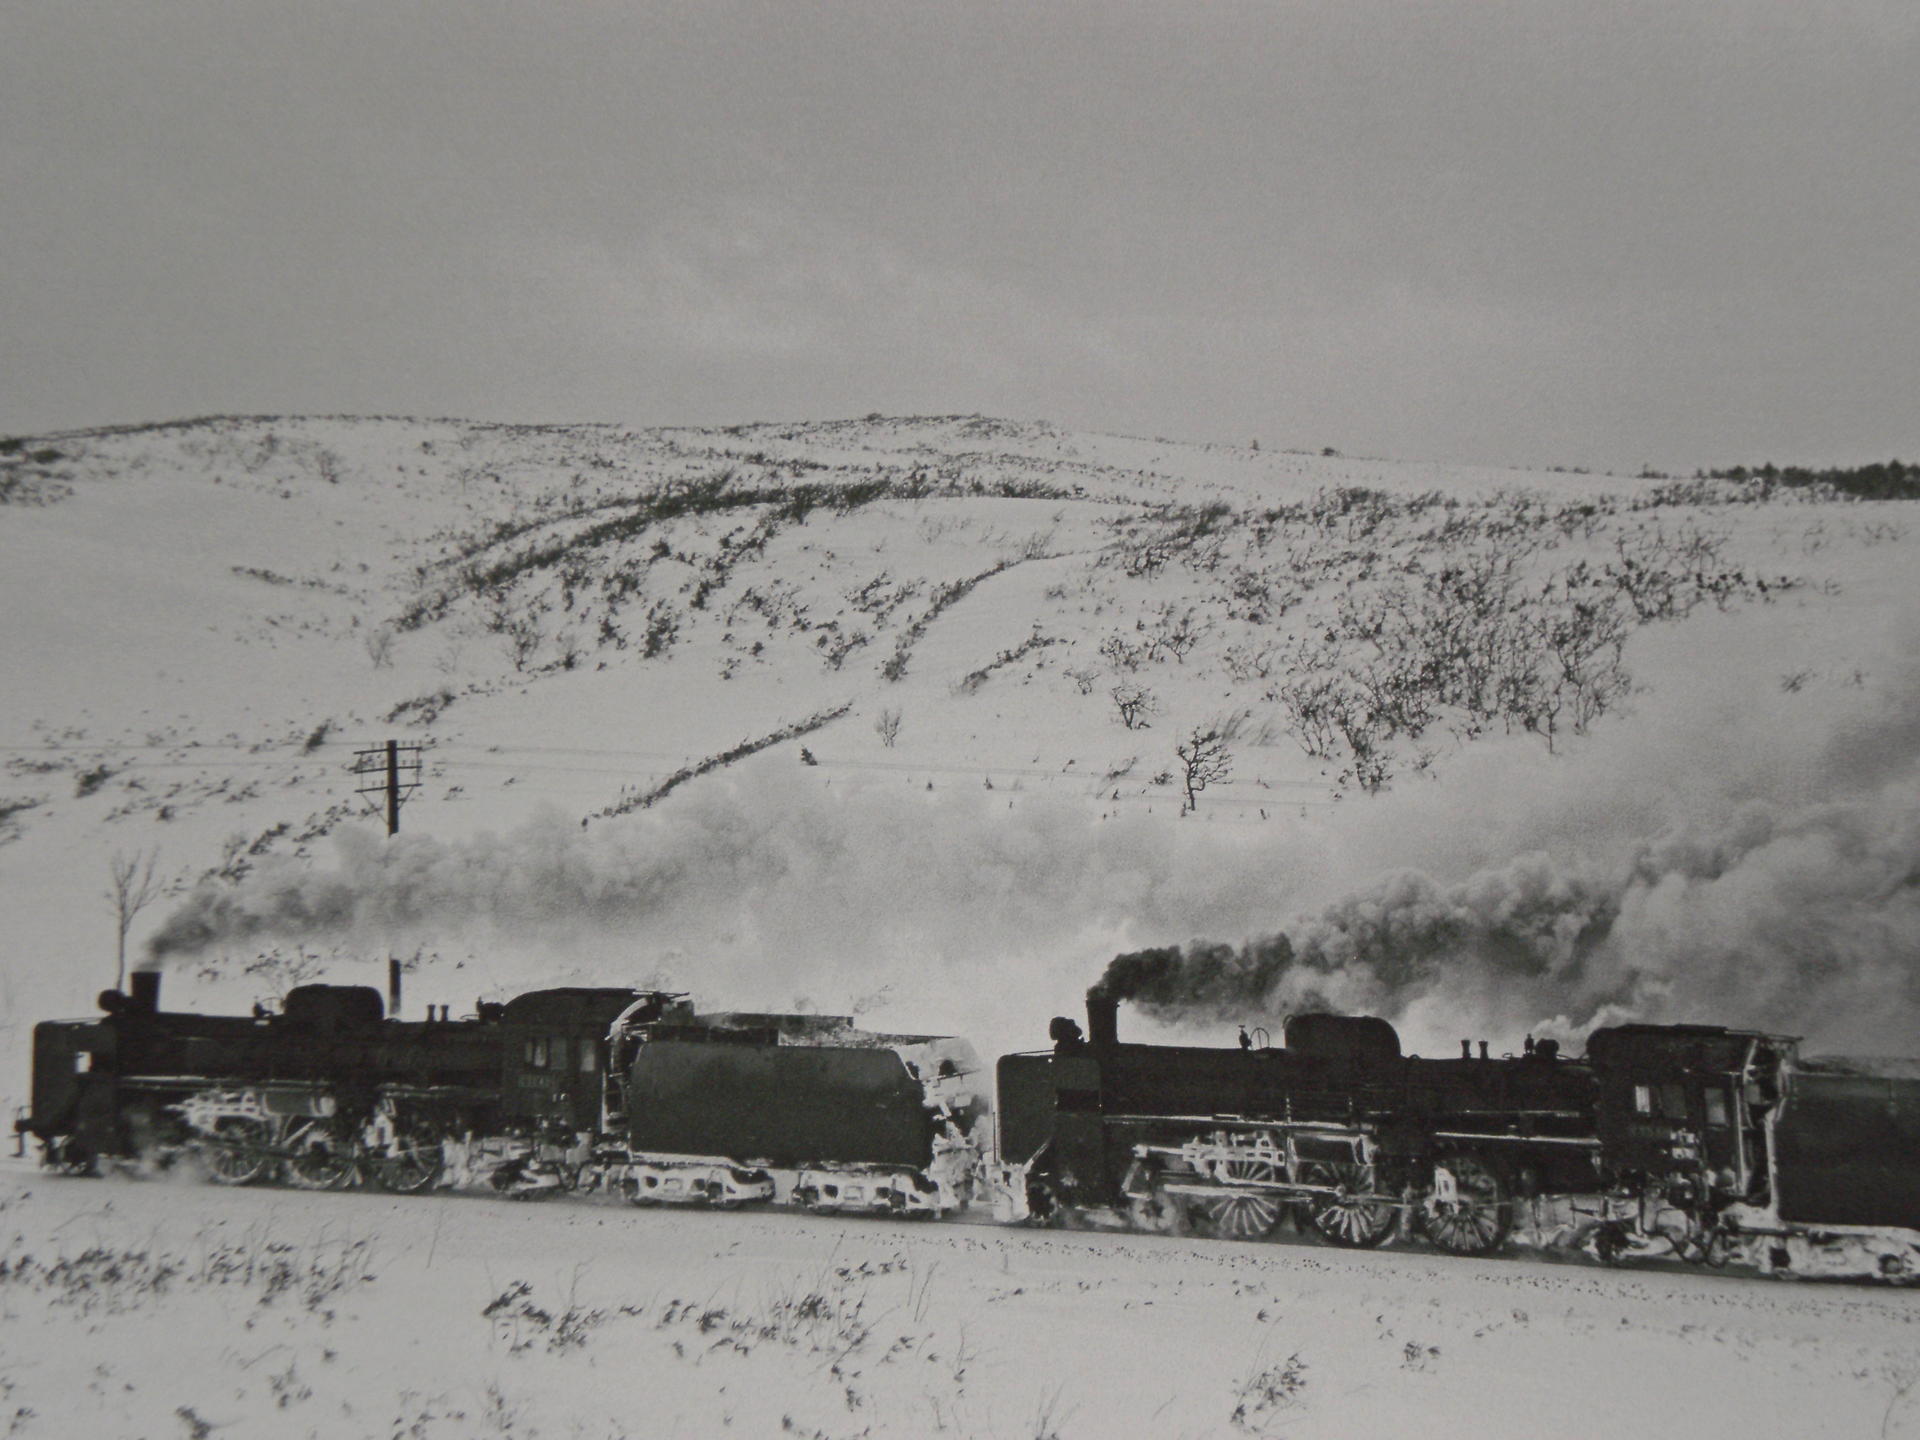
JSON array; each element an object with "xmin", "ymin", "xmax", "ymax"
[
  {"xmin": 284, "ymin": 1119, "xmax": 358, "ymax": 1190},
  {"xmin": 1420, "ymin": 1152, "xmax": 1511, "ymax": 1256},
  {"xmin": 1196, "ymin": 1156, "xmax": 1285, "ymax": 1241},
  {"xmin": 199, "ymin": 1116, "xmax": 275, "ymax": 1186},
  {"xmin": 372, "ymin": 1132, "xmax": 445, "ymax": 1194},
  {"xmin": 1297, "ymin": 1159, "xmax": 1397, "ymax": 1248}
]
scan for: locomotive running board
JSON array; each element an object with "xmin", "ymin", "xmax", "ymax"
[{"xmin": 1151, "ymin": 1180, "xmax": 1404, "ymax": 1207}]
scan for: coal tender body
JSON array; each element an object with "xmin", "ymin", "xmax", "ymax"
[
  {"xmin": 1594, "ymin": 1030, "xmax": 1920, "ymax": 1281},
  {"xmin": 596, "ymin": 999, "xmax": 985, "ymax": 1216}
]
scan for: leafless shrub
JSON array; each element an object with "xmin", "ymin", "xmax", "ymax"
[
  {"xmin": 1146, "ymin": 604, "xmax": 1208, "ymax": 663},
  {"xmin": 1605, "ymin": 523, "xmax": 1742, "ymax": 621},
  {"xmin": 1099, "ymin": 633, "xmax": 1151, "ymax": 672},
  {"xmin": 483, "ymin": 1280, "xmax": 612, "ymax": 1355},
  {"xmin": 956, "ymin": 631, "xmax": 1058, "ymax": 693},
  {"xmin": 1231, "ymin": 1352, "xmax": 1308, "ymax": 1432},
  {"xmin": 386, "ymin": 688, "xmax": 458, "ymax": 726},
  {"xmin": 1853, "ymin": 518, "xmax": 1909, "ymax": 545},
  {"xmin": 74, "ymin": 763, "xmax": 118, "ymax": 798},
  {"xmin": 484, "ymin": 595, "xmax": 546, "ymax": 671},
  {"xmin": 0, "ymin": 795, "xmax": 41, "ymax": 845},
  {"xmin": 875, "ymin": 707, "xmax": 902, "ymax": 748},
  {"xmin": 1110, "ymin": 683, "xmax": 1157, "ymax": 730},
  {"xmin": 817, "ymin": 626, "xmax": 870, "ymax": 671},
  {"xmin": 1274, "ymin": 674, "xmax": 1359, "ymax": 761},
  {"xmin": 596, "ymin": 703, "xmax": 852, "ymax": 817},
  {"xmin": 641, "ymin": 600, "xmax": 680, "ymax": 659},
  {"xmin": 1222, "ymin": 642, "xmax": 1278, "ymax": 682},
  {"xmin": 846, "ymin": 573, "xmax": 922, "ymax": 621},
  {"xmin": 881, "ymin": 559, "xmax": 1020, "ymax": 682}
]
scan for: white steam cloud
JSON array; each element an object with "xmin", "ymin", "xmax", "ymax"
[{"xmin": 148, "ymin": 608, "xmax": 1920, "ymax": 1058}]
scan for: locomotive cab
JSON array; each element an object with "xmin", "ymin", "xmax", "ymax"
[
  {"xmin": 1586, "ymin": 1023, "xmax": 1791, "ymax": 1208},
  {"xmin": 495, "ymin": 988, "xmax": 667, "ymax": 1136}
]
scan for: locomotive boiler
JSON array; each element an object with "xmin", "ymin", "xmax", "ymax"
[{"xmin": 20, "ymin": 969, "xmax": 647, "ymax": 1192}]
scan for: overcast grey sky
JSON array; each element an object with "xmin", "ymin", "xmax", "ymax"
[{"xmin": 4, "ymin": 1, "xmax": 1915, "ymax": 470}]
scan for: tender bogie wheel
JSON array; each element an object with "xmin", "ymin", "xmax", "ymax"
[
  {"xmin": 1421, "ymin": 1152, "xmax": 1512, "ymax": 1256},
  {"xmin": 1298, "ymin": 1159, "xmax": 1397, "ymax": 1248},
  {"xmin": 1197, "ymin": 1157, "xmax": 1286, "ymax": 1241},
  {"xmin": 201, "ymin": 1117, "xmax": 275, "ymax": 1186}
]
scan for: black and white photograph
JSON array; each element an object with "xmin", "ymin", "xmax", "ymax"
[{"xmin": 2, "ymin": 4, "xmax": 1917, "ymax": 1436}]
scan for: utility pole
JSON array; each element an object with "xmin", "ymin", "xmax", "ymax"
[
  {"xmin": 352, "ymin": 740, "xmax": 422, "ymax": 836},
  {"xmin": 352, "ymin": 740, "xmax": 423, "ymax": 1018}
]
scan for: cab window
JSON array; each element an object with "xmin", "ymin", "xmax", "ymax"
[
  {"xmin": 1632, "ymin": 1082, "xmax": 1692, "ymax": 1119},
  {"xmin": 1704, "ymin": 1086, "xmax": 1731, "ymax": 1127}
]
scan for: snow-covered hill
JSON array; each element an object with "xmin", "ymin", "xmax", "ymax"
[{"xmin": 4, "ymin": 414, "xmax": 1919, "ymax": 1089}]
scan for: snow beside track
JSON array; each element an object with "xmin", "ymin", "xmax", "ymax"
[{"xmin": 0, "ymin": 1166, "xmax": 1915, "ymax": 1439}]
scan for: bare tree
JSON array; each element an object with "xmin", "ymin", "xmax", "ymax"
[
  {"xmin": 1110, "ymin": 683, "xmax": 1157, "ymax": 730},
  {"xmin": 107, "ymin": 849, "xmax": 163, "ymax": 989},
  {"xmin": 874, "ymin": 706, "xmax": 903, "ymax": 748},
  {"xmin": 1175, "ymin": 720, "xmax": 1235, "ymax": 814}
]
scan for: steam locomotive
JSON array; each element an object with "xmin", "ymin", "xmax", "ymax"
[
  {"xmin": 15, "ymin": 971, "xmax": 1919, "ymax": 1282},
  {"xmin": 18, "ymin": 969, "xmax": 984, "ymax": 1216},
  {"xmin": 1002, "ymin": 996, "xmax": 1920, "ymax": 1281}
]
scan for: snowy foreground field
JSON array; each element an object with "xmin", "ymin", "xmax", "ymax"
[{"xmin": 1, "ymin": 1165, "xmax": 1915, "ymax": 1440}]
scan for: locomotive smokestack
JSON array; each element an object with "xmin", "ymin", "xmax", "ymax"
[
  {"xmin": 129, "ymin": 970, "xmax": 160, "ymax": 1014},
  {"xmin": 388, "ymin": 958, "xmax": 402, "ymax": 1018},
  {"xmin": 1087, "ymin": 995, "xmax": 1119, "ymax": 1049}
]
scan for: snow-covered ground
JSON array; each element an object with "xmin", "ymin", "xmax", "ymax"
[
  {"xmin": 3, "ymin": 413, "xmax": 1919, "ymax": 1436},
  {"xmin": 3, "ymin": 1162, "xmax": 1916, "ymax": 1440}
]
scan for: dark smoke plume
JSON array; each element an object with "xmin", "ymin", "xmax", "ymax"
[{"xmin": 1093, "ymin": 794, "xmax": 1920, "ymax": 1053}]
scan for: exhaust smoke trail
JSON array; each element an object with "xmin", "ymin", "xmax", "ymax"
[{"xmin": 1092, "ymin": 790, "xmax": 1920, "ymax": 1053}]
